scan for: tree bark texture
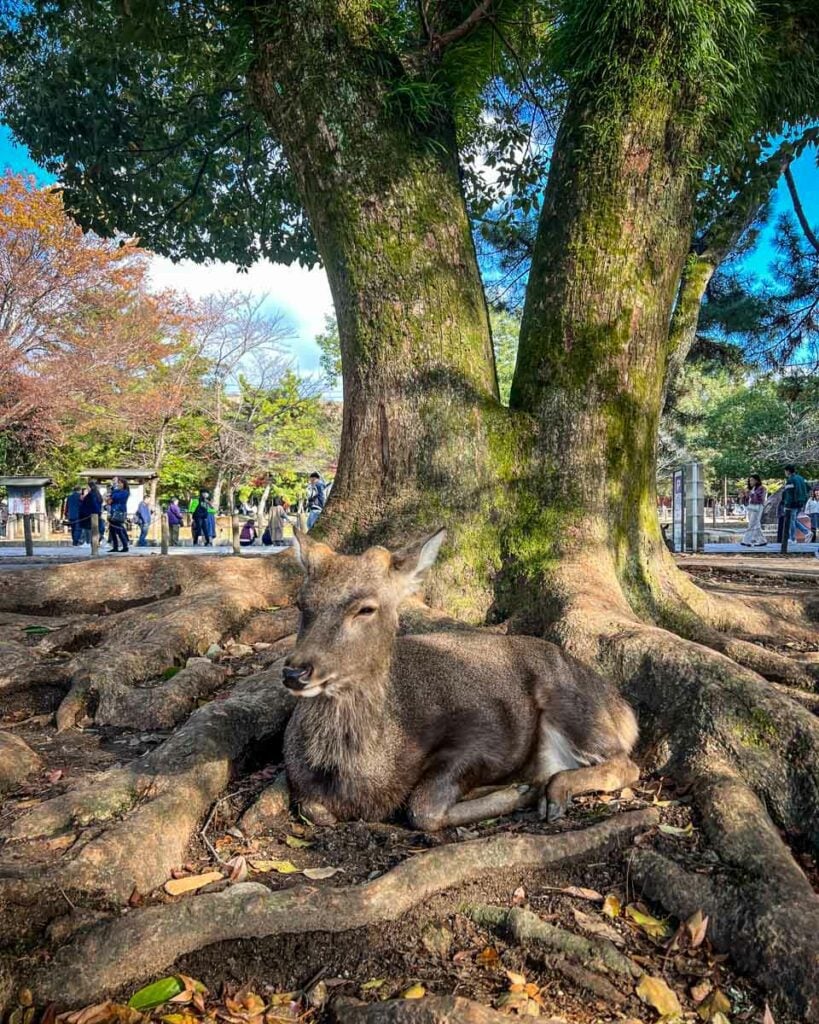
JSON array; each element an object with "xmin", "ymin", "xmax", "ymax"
[{"xmin": 248, "ymin": 3, "xmax": 515, "ymax": 615}]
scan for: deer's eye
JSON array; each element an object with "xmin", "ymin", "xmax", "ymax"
[{"xmin": 355, "ymin": 605, "xmax": 378, "ymax": 618}]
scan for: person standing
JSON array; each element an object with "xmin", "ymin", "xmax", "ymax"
[
  {"xmin": 782, "ymin": 465, "xmax": 810, "ymax": 543},
  {"xmin": 135, "ymin": 496, "xmax": 152, "ymax": 547},
  {"xmin": 65, "ymin": 486, "xmax": 83, "ymax": 545},
  {"xmin": 806, "ymin": 487, "xmax": 819, "ymax": 543},
  {"xmin": 79, "ymin": 481, "xmax": 103, "ymax": 544},
  {"xmin": 189, "ymin": 489, "xmax": 215, "ymax": 546},
  {"xmin": 306, "ymin": 472, "xmax": 325, "ymax": 529},
  {"xmin": 107, "ymin": 477, "xmax": 130, "ymax": 552},
  {"xmin": 167, "ymin": 498, "xmax": 183, "ymax": 546},
  {"xmin": 268, "ymin": 496, "xmax": 292, "ymax": 545},
  {"xmin": 740, "ymin": 475, "xmax": 767, "ymax": 547}
]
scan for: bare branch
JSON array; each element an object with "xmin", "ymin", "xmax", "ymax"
[
  {"xmin": 784, "ymin": 165, "xmax": 819, "ymax": 255},
  {"xmin": 431, "ymin": 0, "xmax": 494, "ymax": 51}
]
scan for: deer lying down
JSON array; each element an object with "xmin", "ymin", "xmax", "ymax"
[{"xmin": 282, "ymin": 530, "xmax": 639, "ymax": 829}]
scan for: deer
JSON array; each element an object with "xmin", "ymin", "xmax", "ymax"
[{"xmin": 281, "ymin": 529, "xmax": 639, "ymax": 830}]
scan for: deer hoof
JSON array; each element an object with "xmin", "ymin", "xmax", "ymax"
[{"xmin": 539, "ymin": 796, "xmax": 566, "ymax": 823}]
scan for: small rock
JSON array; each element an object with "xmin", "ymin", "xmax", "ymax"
[
  {"xmin": 226, "ymin": 643, "xmax": 253, "ymax": 658},
  {"xmin": 307, "ymin": 981, "xmax": 328, "ymax": 1009},
  {"xmin": 0, "ymin": 732, "xmax": 42, "ymax": 793},
  {"xmin": 204, "ymin": 643, "xmax": 223, "ymax": 659},
  {"xmin": 421, "ymin": 922, "xmax": 453, "ymax": 959},
  {"xmin": 186, "ymin": 656, "xmax": 214, "ymax": 669}
]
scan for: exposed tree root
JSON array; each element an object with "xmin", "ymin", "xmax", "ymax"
[
  {"xmin": 0, "ymin": 557, "xmax": 300, "ymax": 729},
  {"xmin": 632, "ymin": 771, "xmax": 819, "ymax": 1022},
  {"xmin": 0, "ymin": 667, "xmax": 295, "ymax": 906},
  {"xmin": 332, "ymin": 995, "xmax": 568, "ymax": 1024},
  {"xmin": 535, "ymin": 545, "xmax": 819, "ymax": 1018},
  {"xmin": 17, "ymin": 808, "xmax": 657, "ymax": 1009}
]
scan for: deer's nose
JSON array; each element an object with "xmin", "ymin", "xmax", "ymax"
[{"xmin": 282, "ymin": 662, "xmax": 314, "ymax": 689}]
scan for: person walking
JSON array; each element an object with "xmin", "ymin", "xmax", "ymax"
[
  {"xmin": 782, "ymin": 465, "xmax": 810, "ymax": 543},
  {"xmin": 306, "ymin": 472, "xmax": 325, "ymax": 529},
  {"xmin": 167, "ymin": 498, "xmax": 183, "ymax": 546},
  {"xmin": 79, "ymin": 481, "xmax": 103, "ymax": 544},
  {"xmin": 806, "ymin": 487, "xmax": 819, "ymax": 543},
  {"xmin": 135, "ymin": 496, "xmax": 152, "ymax": 547},
  {"xmin": 107, "ymin": 477, "xmax": 130, "ymax": 552},
  {"xmin": 66, "ymin": 486, "xmax": 83, "ymax": 545},
  {"xmin": 189, "ymin": 489, "xmax": 215, "ymax": 546},
  {"xmin": 740, "ymin": 475, "xmax": 768, "ymax": 547}
]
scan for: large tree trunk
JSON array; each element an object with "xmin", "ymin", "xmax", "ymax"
[
  {"xmin": 510, "ymin": 91, "xmax": 698, "ymax": 621},
  {"xmin": 248, "ymin": 4, "xmax": 513, "ymax": 615}
]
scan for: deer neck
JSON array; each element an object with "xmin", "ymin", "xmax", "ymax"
[{"xmin": 300, "ymin": 660, "xmax": 394, "ymax": 772}]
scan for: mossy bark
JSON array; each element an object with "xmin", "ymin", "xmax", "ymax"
[
  {"xmin": 509, "ymin": 92, "xmax": 699, "ymax": 622},
  {"xmin": 247, "ymin": 4, "xmax": 514, "ymax": 615}
]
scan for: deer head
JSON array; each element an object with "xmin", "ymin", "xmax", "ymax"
[{"xmin": 282, "ymin": 529, "xmax": 446, "ymax": 698}]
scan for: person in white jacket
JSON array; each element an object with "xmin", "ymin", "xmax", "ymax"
[{"xmin": 806, "ymin": 487, "xmax": 819, "ymax": 543}]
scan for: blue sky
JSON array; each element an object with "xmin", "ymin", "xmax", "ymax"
[{"xmin": 2, "ymin": 122, "xmax": 818, "ymax": 350}]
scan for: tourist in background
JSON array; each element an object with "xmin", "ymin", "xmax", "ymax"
[
  {"xmin": 269, "ymin": 496, "xmax": 292, "ymax": 545},
  {"xmin": 806, "ymin": 487, "xmax": 819, "ymax": 544},
  {"xmin": 740, "ymin": 474, "xmax": 767, "ymax": 547},
  {"xmin": 65, "ymin": 485, "xmax": 83, "ymax": 546},
  {"xmin": 239, "ymin": 517, "xmax": 257, "ymax": 546},
  {"xmin": 135, "ymin": 496, "xmax": 152, "ymax": 546},
  {"xmin": 306, "ymin": 472, "xmax": 325, "ymax": 529},
  {"xmin": 79, "ymin": 481, "xmax": 102, "ymax": 544},
  {"xmin": 782, "ymin": 465, "xmax": 810, "ymax": 543},
  {"xmin": 189, "ymin": 489, "xmax": 215, "ymax": 546},
  {"xmin": 167, "ymin": 498, "xmax": 183, "ymax": 546},
  {"xmin": 107, "ymin": 477, "xmax": 130, "ymax": 553}
]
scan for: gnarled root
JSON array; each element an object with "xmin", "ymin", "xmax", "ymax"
[
  {"xmin": 20, "ymin": 809, "xmax": 657, "ymax": 1009},
  {"xmin": 0, "ymin": 556, "xmax": 300, "ymax": 729},
  {"xmin": 631, "ymin": 772, "xmax": 819, "ymax": 1022},
  {"xmin": 0, "ymin": 668, "xmax": 295, "ymax": 907},
  {"xmin": 333, "ymin": 995, "xmax": 568, "ymax": 1024}
]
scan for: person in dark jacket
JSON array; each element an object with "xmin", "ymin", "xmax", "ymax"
[
  {"xmin": 107, "ymin": 477, "xmax": 130, "ymax": 552},
  {"xmin": 65, "ymin": 486, "xmax": 83, "ymax": 545},
  {"xmin": 189, "ymin": 490, "xmax": 215, "ymax": 546},
  {"xmin": 239, "ymin": 518, "xmax": 257, "ymax": 546},
  {"xmin": 167, "ymin": 498, "xmax": 184, "ymax": 546},
  {"xmin": 306, "ymin": 472, "xmax": 325, "ymax": 529},
  {"xmin": 78, "ymin": 482, "xmax": 103, "ymax": 544},
  {"xmin": 782, "ymin": 465, "xmax": 810, "ymax": 542}
]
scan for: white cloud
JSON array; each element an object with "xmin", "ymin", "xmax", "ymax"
[{"xmin": 147, "ymin": 255, "xmax": 334, "ymax": 372}]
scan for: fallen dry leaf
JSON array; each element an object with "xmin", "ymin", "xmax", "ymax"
[
  {"xmin": 602, "ymin": 894, "xmax": 622, "ymax": 919},
  {"xmin": 46, "ymin": 833, "xmax": 76, "ymax": 852},
  {"xmin": 698, "ymin": 989, "xmax": 731, "ymax": 1021},
  {"xmin": 763, "ymin": 1004, "xmax": 775, "ymax": 1024},
  {"xmin": 360, "ymin": 980, "xmax": 384, "ymax": 992},
  {"xmin": 619, "ymin": 787, "xmax": 635, "ymax": 801},
  {"xmin": 163, "ymin": 871, "xmax": 223, "ymax": 896},
  {"xmin": 46, "ymin": 769, "xmax": 64, "ymax": 784},
  {"xmin": 658, "ymin": 822, "xmax": 694, "ymax": 837},
  {"xmin": 226, "ymin": 856, "xmax": 248, "ymax": 883},
  {"xmin": 558, "ymin": 886, "xmax": 603, "ymax": 901},
  {"xmin": 284, "ymin": 835, "xmax": 313, "ymax": 849},
  {"xmin": 302, "ymin": 866, "xmax": 342, "ymax": 880},
  {"xmin": 571, "ymin": 907, "xmax": 625, "ymax": 946},
  {"xmin": 636, "ymin": 975, "xmax": 681, "ymax": 1017},
  {"xmin": 477, "ymin": 947, "xmax": 500, "ymax": 966},
  {"xmin": 625, "ymin": 904, "xmax": 671, "ymax": 940},
  {"xmin": 686, "ymin": 910, "xmax": 709, "ymax": 949},
  {"xmin": 690, "ymin": 980, "xmax": 712, "ymax": 1005},
  {"xmin": 512, "ymin": 886, "xmax": 526, "ymax": 905},
  {"xmin": 249, "ymin": 859, "xmax": 300, "ymax": 874},
  {"xmin": 402, "ymin": 985, "xmax": 425, "ymax": 1000}
]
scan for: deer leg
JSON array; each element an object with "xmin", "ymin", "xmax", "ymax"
[
  {"xmin": 538, "ymin": 754, "xmax": 640, "ymax": 823},
  {"xmin": 441, "ymin": 784, "xmax": 537, "ymax": 827}
]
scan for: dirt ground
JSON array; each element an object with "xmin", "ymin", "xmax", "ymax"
[{"xmin": 2, "ymin": 567, "xmax": 816, "ymax": 1024}]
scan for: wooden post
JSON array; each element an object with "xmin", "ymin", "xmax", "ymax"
[
  {"xmin": 231, "ymin": 514, "xmax": 241, "ymax": 554},
  {"xmin": 23, "ymin": 514, "xmax": 34, "ymax": 557},
  {"xmin": 723, "ymin": 476, "xmax": 728, "ymax": 513},
  {"xmin": 161, "ymin": 513, "xmax": 169, "ymax": 555},
  {"xmin": 42, "ymin": 510, "xmax": 51, "ymax": 541},
  {"xmin": 90, "ymin": 514, "xmax": 100, "ymax": 556},
  {"xmin": 780, "ymin": 508, "xmax": 790, "ymax": 555}
]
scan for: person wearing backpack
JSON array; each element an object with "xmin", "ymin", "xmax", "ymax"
[
  {"xmin": 107, "ymin": 477, "xmax": 130, "ymax": 553},
  {"xmin": 782, "ymin": 465, "xmax": 810, "ymax": 543},
  {"xmin": 167, "ymin": 498, "xmax": 184, "ymax": 546},
  {"xmin": 135, "ymin": 497, "xmax": 152, "ymax": 546},
  {"xmin": 189, "ymin": 489, "xmax": 215, "ymax": 546}
]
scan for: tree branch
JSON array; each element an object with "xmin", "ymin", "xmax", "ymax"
[
  {"xmin": 431, "ymin": 0, "xmax": 494, "ymax": 51},
  {"xmin": 784, "ymin": 165, "xmax": 819, "ymax": 255}
]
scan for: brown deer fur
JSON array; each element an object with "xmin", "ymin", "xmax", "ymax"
[{"xmin": 282, "ymin": 530, "xmax": 638, "ymax": 829}]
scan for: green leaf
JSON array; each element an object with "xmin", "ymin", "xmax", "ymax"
[
  {"xmin": 128, "ymin": 976, "xmax": 185, "ymax": 1010},
  {"xmin": 23, "ymin": 625, "xmax": 53, "ymax": 635}
]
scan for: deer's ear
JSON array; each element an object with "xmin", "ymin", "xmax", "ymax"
[
  {"xmin": 293, "ymin": 530, "xmax": 334, "ymax": 574},
  {"xmin": 391, "ymin": 529, "xmax": 446, "ymax": 591}
]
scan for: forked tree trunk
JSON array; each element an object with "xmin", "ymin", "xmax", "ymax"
[{"xmin": 248, "ymin": 4, "xmax": 514, "ymax": 615}]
